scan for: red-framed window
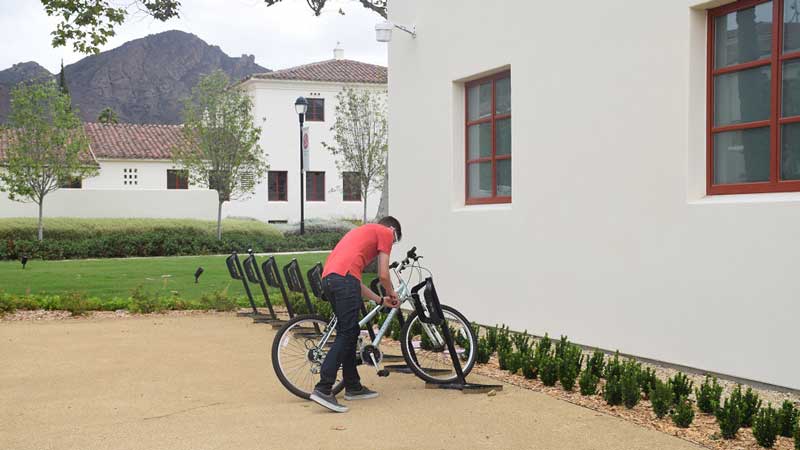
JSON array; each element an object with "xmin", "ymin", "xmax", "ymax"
[
  {"xmin": 708, "ymin": 0, "xmax": 800, "ymax": 194},
  {"xmin": 307, "ymin": 98, "xmax": 324, "ymax": 122},
  {"xmin": 465, "ymin": 71, "xmax": 511, "ymax": 204},
  {"xmin": 268, "ymin": 171, "xmax": 287, "ymax": 201},
  {"xmin": 342, "ymin": 172, "xmax": 361, "ymax": 201},
  {"xmin": 167, "ymin": 169, "xmax": 188, "ymax": 190},
  {"xmin": 306, "ymin": 171, "xmax": 325, "ymax": 201}
]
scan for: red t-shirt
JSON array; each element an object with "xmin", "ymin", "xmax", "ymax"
[{"xmin": 322, "ymin": 223, "xmax": 393, "ymax": 281}]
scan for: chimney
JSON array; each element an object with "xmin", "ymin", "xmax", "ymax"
[{"xmin": 333, "ymin": 42, "xmax": 344, "ymax": 60}]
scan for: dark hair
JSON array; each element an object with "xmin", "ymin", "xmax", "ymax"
[{"xmin": 377, "ymin": 216, "xmax": 402, "ymax": 241}]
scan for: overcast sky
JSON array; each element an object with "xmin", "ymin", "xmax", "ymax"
[{"xmin": 0, "ymin": 0, "xmax": 387, "ymax": 74}]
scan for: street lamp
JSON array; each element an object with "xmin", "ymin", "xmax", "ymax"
[{"xmin": 294, "ymin": 96, "xmax": 308, "ymax": 235}]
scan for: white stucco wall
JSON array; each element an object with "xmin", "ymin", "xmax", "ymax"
[
  {"xmin": 85, "ymin": 160, "xmax": 201, "ymax": 190},
  {"xmin": 389, "ymin": 0, "xmax": 800, "ymax": 388},
  {"xmin": 228, "ymin": 77, "xmax": 384, "ymax": 222}
]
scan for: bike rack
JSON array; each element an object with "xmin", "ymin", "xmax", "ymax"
[
  {"xmin": 242, "ymin": 251, "xmax": 284, "ymax": 325},
  {"xmin": 283, "ymin": 259, "xmax": 317, "ymax": 315},
  {"xmin": 225, "ymin": 251, "xmax": 271, "ymax": 321},
  {"xmin": 260, "ymin": 256, "xmax": 295, "ymax": 328},
  {"xmin": 411, "ymin": 277, "xmax": 503, "ymax": 394}
]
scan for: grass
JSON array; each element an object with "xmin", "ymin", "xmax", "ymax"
[{"xmin": 0, "ymin": 253, "xmax": 330, "ymax": 302}]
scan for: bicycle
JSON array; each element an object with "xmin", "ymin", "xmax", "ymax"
[{"xmin": 271, "ymin": 247, "xmax": 478, "ymax": 399}]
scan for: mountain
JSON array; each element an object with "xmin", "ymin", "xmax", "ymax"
[{"xmin": 0, "ymin": 30, "xmax": 269, "ymax": 124}]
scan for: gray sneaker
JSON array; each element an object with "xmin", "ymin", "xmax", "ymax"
[
  {"xmin": 309, "ymin": 389, "xmax": 348, "ymax": 413},
  {"xmin": 344, "ymin": 386, "xmax": 379, "ymax": 401}
]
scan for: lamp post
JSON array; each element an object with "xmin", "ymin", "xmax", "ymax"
[{"xmin": 294, "ymin": 96, "xmax": 308, "ymax": 235}]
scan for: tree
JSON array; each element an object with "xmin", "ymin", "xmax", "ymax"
[
  {"xmin": 58, "ymin": 59, "xmax": 69, "ymax": 96},
  {"xmin": 0, "ymin": 81, "xmax": 98, "ymax": 241},
  {"xmin": 173, "ymin": 70, "xmax": 266, "ymax": 240},
  {"xmin": 98, "ymin": 107, "xmax": 119, "ymax": 124},
  {"xmin": 322, "ymin": 88, "xmax": 388, "ymax": 223},
  {"xmin": 41, "ymin": 0, "xmax": 386, "ymax": 54}
]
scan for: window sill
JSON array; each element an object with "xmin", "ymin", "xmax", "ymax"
[
  {"xmin": 452, "ymin": 203, "xmax": 512, "ymax": 213},
  {"xmin": 689, "ymin": 191, "xmax": 800, "ymax": 205},
  {"xmin": 268, "ymin": 199, "xmax": 288, "ymax": 202}
]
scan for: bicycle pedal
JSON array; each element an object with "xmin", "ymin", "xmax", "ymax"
[{"xmin": 377, "ymin": 369, "xmax": 390, "ymax": 377}]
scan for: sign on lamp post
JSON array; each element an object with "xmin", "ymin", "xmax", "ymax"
[{"xmin": 302, "ymin": 126, "xmax": 310, "ymax": 170}]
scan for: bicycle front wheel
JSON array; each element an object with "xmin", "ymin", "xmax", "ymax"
[
  {"xmin": 399, "ymin": 305, "xmax": 477, "ymax": 384},
  {"xmin": 271, "ymin": 314, "xmax": 345, "ymax": 400}
]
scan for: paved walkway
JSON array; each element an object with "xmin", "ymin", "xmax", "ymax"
[{"xmin": 0, "ymin": 314, "xmax": 702, "ymax": 450}]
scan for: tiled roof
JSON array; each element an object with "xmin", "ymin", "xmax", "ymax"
[
  {"xmin": 0, "ymin": 128, "xmax": 97, "ymax": 164},
  {"xmin": 0, "ymin": 123, "xmax": 185, "ymax": 161},
  {"xmin": 251, "ymin": 59, "xmax": 387, "ymax": 84},
  {"xmin": 85, "ymin": 123, "xmax": 184, "ymax": 160}
]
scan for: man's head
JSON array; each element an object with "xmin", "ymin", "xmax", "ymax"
[{"xmin": 377, "ymin": 216, "xmax": 402, "ymax": 243}]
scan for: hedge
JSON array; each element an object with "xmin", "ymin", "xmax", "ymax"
[{"xmin": 0, "ymin": 218, "xmax": 347, "ymax": 260}]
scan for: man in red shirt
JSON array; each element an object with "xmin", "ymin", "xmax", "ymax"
[{"xmin": 309, "ymin": 216, "xmax": 402, "ymax": 413}]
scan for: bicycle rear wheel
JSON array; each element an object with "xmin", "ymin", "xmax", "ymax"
[
  {"xmin": 399, "ymin": 305, "xmax": 477, "ymax": 384},
  {"xmin": 271, "ymin": 314, "xmax": 345, "ymax": 399}
]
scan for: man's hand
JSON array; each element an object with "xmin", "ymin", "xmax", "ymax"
[{"xmin": 382, "ymin": 296, "xmax": 400, "ymax": 308}]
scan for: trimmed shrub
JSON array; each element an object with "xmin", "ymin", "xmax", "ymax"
[
  {"xmin": 559, "ymin": 344, "xmax": 582, "ymax": 392},
  {"xmin": 651, "ymin": 378, "xmax": 674, "ymax": 419},
  {"xmin": 535, "ymin": 333, "xmax": 552, "ymax": 361},
  {"xmin": 670, "ymin": 372, "xmax": 694, "ymax": 405},
  {"xmin": 671, "ymin": 396, "xmax": 695, "ymax": 428},
  {"xmin": 778, "ymin": 400, "xmax": 798, "ymax": 438},
  {"xmin": 579, "ymin": 367, "xmax": 599, "ymax": 396},
  {"xmin": 59, "ymin": 291, "xmax": 91, "ymax": 316},
  {"xmin": 540, "ymin": 354, "xmax": 559, "ymax": 387},
  {"xmin": 639, "ymin": 366, "xmax": 657, "ymax": 400},
  {"xmin": 794, "ymin": 422, "xmax": 799, "ymax": 450},
  {"xmin": 128, "ymin": 286, "xmax": 164, "ymax": 314},
  {"xmin": 753, "ymin": 405, "xmax": 780, "ymax": 448},
  {"xmin": 199, "ymin": 290, "xmax": 237, "ymax": 312},
  {"xmin": 696, "ymin": 375, "xmax": 724, "ymax": 414},
  {"xmin": 0, "ymin": 292, "xmax": 15, "ymax": 315},
  {"xmin": 498, "ymin": 348, "xmax": 523, "ymax": 374},
  {"xmin": 604, "ymin": 351, "xmax": 623, "ymax": 380},
  {"xmin": 497, "ymin": 325, "xmax": 512, "ymax": 354},
  {"xmin": 717, "ymin": 395, "xmax": 743, "ymax": 439},
  {"xmin": 521, "ymin": 353, "xmax": 538, "ymax": 379},
  {"xmin": 554, "ymin": 335, "xmax": 570, "ymax": 360},
  {"xmin": 486, "ymin": 325, "xmax": 499, "ymax": 353},
  {"xmin": 476, "ymin": 336, "xmax": 492, "ymax": 364},
  {"xmin": 621, "ymin": 359, "xmax": 643, "ymax": 409},
  {"xmin": 734, "ymin": 385, "xmax": 763, "ymax": 428},
  {"xmin": 587, "ymin": 349, "xmax": 605, "ymax": 379},
  {"xmin": 604, "ymin": 371, "xmax": 624, "ymax": 406}
]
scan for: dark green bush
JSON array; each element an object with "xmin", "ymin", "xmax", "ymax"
[
  {"xmin": 512, "ymin": 330, "xmax": 531, "ymax": 355},
  {"xmin": 521, "ymin": 353, "xmax": 538, "ymax": 379},
  {"xmin": 497, "ymin": 325, "xmax": 512, "ymax": 354},
  {"xmin": 579, "ymin": 367, "xmax": 599, "ymax": 396},
  {"xmin": 535, "ymin": 333, "xmax": 552, "ymax": 360},
  {"xmin": 559, "ymin": 344, "xmax": 582, "ymax": 392},
  {"xmin": 604, "ymin": 371, "xmax": 624, "ymax": 406},
  {"xmin": 540, "ymin": 354, "xmax": 559, "ymax": 387},
  {"xmin": 794, "ymin": 422, "xmax": 799, "ymax": 449},
  {"xmin": 486, "ymin": 325, "xmax": 498, "ymax": 353},
  {"xmin": 735, "ymin": 385, "xmax": 763, "ymax": 428},
  {"xmin": 587, "ymin": 349, "xmax": 605, "ymax": 379},
  {"xmin": 778, "ymin": 400, "xmax": 798, "ymax": 438},
  {"xmin": 651, "ymin": 378, "xmax": 674, "ymax": 419},
  {"xmin": 639, "ymin": 366, "xmax": 657, "ymax": 400},
  {"xmin": 604, "ymin": 351, "xmax": 623, "ymax": 380},
  {"xmin": 753, "ymin": 404, "xmax": 780, "ymax": 448},
  {"xmin": 670, "ymin": 372, "xmax": 694, "ymax": 405},
  {"xmin": 475, "ymin": 336, "xmax": 492, "ymax": 364},
  {"xmin": 554, "ymin": 335, "xmax": 569, "ymax": 360},
  {"xmin": 621, "ymin": 359, "xmax": 642, "ymax": 409},
  {"xmin": 696, "ymin": 375, "xmax": 723, "ymax": 414},
  {"xmin": 671, "ymin": 396, "xmax": 695, "ymax": 428},
  {"xmin": 0, "ymin": 292, "xmax": 15, "ymax": 314},
  {"xmin": 716, "ymin": 396, "xmax": 743, "ymax": 439}
]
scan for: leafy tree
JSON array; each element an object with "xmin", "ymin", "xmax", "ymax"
[
  {"xmin": 41, "ymin": 0, "xmax": 385, "ymax": 54},
  {"xmin": 322, "ymin": 88, "xmax": 388, "ymax": 223},
  {"xmin": 98, "ymin": 107, "xmax": 119, "ymax": 124},
  {"xmin": 172, "ymin": 70, "xmax": 267, "ymax": 240},
  {"xmin": 0, "ymin": 81, "xmax": 97, "ymax": 241},
  {"xmin": 58, "ymin": 59, "xmax": 69, "ymax": 96}
]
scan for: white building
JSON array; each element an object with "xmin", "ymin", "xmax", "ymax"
[
  {"xmin": 0, "ymin": 48, "xmax": 387, "ymax": 223},
  {"xmin": 388, "ymin": 0, "xmax": 800, "ymax": 389}
]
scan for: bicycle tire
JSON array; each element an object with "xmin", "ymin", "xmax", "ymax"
[
  {"xmin": 399, "ymin": 304, "xmax": 477, "ymax": 384},
  {"xmin": 271, "ymin": 314, "xmax": 345, "ymax": 400}
]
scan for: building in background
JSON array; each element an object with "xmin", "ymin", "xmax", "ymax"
[{"xmin": 388, "ymin": 0, "xmax": 800, "ymax": 389}]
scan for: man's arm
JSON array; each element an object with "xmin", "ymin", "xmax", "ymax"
[{"xmin": 377, "ymin": 252, "xmax": 399, "ymax": 307}]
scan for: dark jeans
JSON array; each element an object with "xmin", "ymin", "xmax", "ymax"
[{"xmin": 315, "ymin": 273, "xmax": 362, "ymax": 395}]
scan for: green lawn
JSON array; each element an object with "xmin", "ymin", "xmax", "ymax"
[{"xmin": 0, "ymin": 253, "xmax": 330, "ymax": 302}]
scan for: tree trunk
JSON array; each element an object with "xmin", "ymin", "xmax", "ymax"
[
  {"xmin": 363, "ymin": 196, "xmax": 368, "ymax": 224},
  {"xmin": 216, "ymin": 201, "xmax": 223, "ymax": 240},
  {"xmin": 376, "ymin": 154, "xmax": 389, "ymax": 220},
  {"xmin": 37, "ymin": 200, "xmax": 44, "ymax": 241}
]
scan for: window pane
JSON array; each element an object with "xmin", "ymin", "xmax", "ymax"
[
  {"xmin": 714, "ymin": 2, "xmax": 772, "ymax": 69},
  {"xmin": 467, "ymin": 81, "xmax": 492, "ymax": 121},
  {"xmin": 496, "ymin": 159, "xmax": 511, "ymax": 197},
  {"xmin": 781, "ymin": 123, "xmax": 800, "ymax": 179},
  {"xmin": 495, "ymin": 77, "xmax": 510, "ymax": 115},
  {"xmin": 467, "ymin": 162, "xmax": 492, "ymax": 199},
  {"xmin": 782, "ymin": 59, "xmax": 800, "ymax": 117},
  {"xmin": 713, "ymin": 127, "xmax": 770, "ymax": 184},
  {"xmin": 714, "ymin": 65, "xmax": 771, "ymax": 126},
  {"xmin": 784, "ymin": 0, "xmax": 800, "ymax": 52},
  {"xmin": 495, "ymin": 118, "xmax": 511, "ymax": 156},
  {"xmin": 467, "ymin": 123, "xmax": 491, "ymax": 159}
]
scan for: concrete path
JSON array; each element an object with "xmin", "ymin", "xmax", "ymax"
[{"xmin": 0, "ymin": 314, "xmax": 702, "ymax": 450}]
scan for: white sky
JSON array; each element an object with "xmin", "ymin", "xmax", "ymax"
[{"xmin": 0, "ymin": 0, "xmax": 388, "ymax": 74}]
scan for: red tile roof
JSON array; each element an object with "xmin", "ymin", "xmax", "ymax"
[
  {"xmin": 0, "ymin": 128, "xmax": 97, "ymax": 164},
  {"xmin": 251, "ymin": 59, "xmax": 387, "ymax": 84},
  {"xmin": 1, "ymin": 123, "xmax": 185, "ymax": 161},
  {"xmin": 84, "ymin": 123, "xmax": 184, "ymax": 160}
]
